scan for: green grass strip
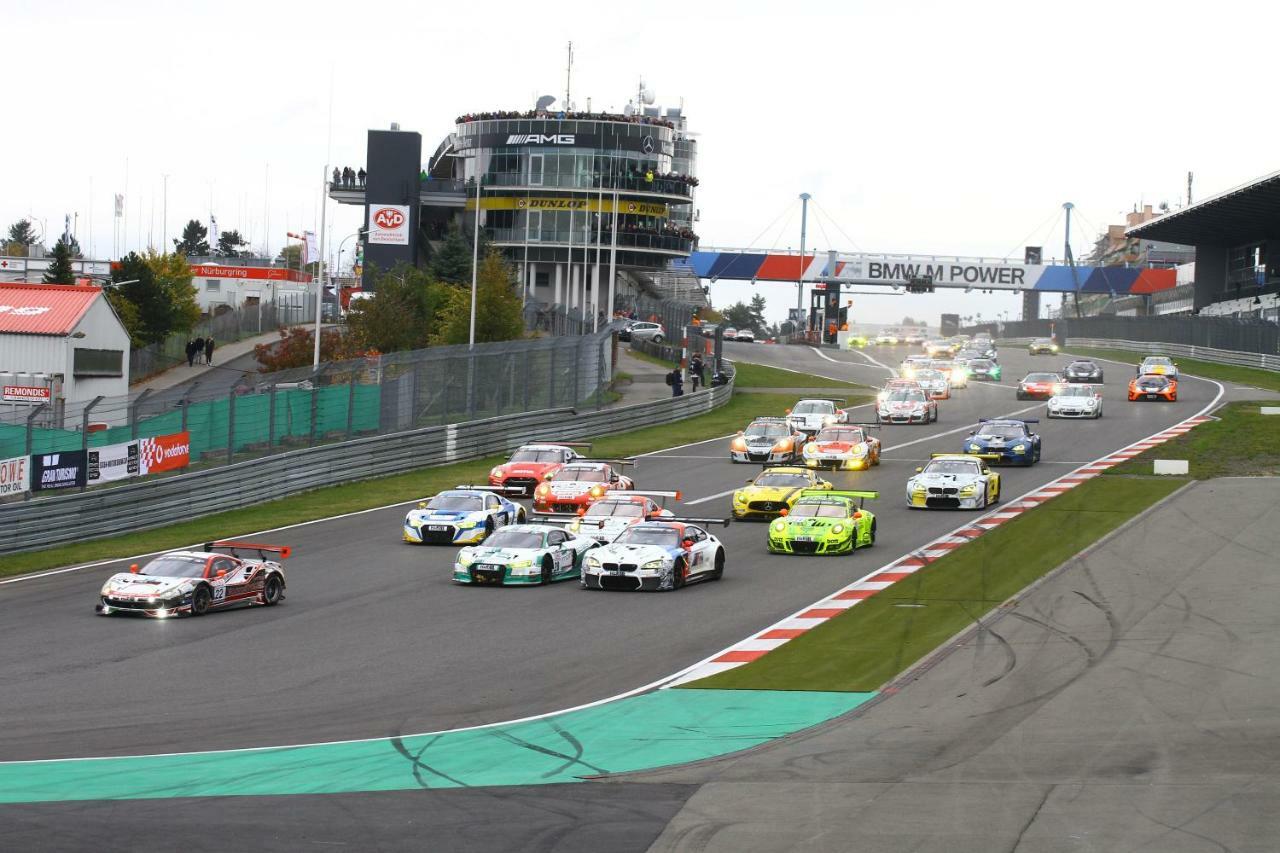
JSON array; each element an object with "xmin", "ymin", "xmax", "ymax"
[
  {"xmin": 2, "ymin": 392, "xmax": 825, "ymax": 578},
  {"xmin": 687, "ymin": 475, "xmax": 1184, "ymax": 693},
  {"xmin": 728, "ymin": 360, "xmax": 868, "ymax": 391},
  {"xmin": 1103, "ymin": 400, "xmax": 1280, "ymax": 479},
  {"xmin": 1064, "ymin": 346, "xmax": 1280, "ymax": 393}
]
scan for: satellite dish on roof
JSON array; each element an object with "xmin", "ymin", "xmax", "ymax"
[
  {"xmin": 535, "ymin": 95, "xmax": 556, "ymax": 111},
  {"xmin": 641, "ymin": 88, "xmax": 655, "ymax": 105}
]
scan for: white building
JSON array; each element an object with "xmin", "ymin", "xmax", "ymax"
[
  {"xmin": 0, "ymin": 283, "xmax": 131, "ymax": 419},
  {"xmin": 187, "ymin": 261, "xmax": 313, "ymax": 313}
]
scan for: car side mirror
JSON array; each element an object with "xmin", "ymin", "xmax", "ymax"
[
  {"xmin": 746, "ymin": 478, "xmax": 755, "ymax": 484},
  {"xmin": 417, "ymin": 501, "xmax": 427, "ymax": 509},
  {"xmin": 216, "ymin": 569, "xmax": 227, "ymax": 578},
  {"xmin": 682, "ymin": 538, "xmax": 694, "ymax": 550},
  {"xmin": 784, "ymin": 408, "xmax": 792, "ymax": 414},
  {"xmin": 778, "ymin": 508, "xmax": 789, "ymax": 516},
  {"xmin": 736, "ymin": 430, "xmax": 743, "ymax": 435},
  {"xmin": 544, "ymin": 472, "xmax": 555, "ymax": 480},
  {"xmin": 129, "ymin": 563, "xmax": 140, "ymax": 573},
  {"xmin": 576, "ymin": 507, "xmax": 586, "ymax": 516},
  {"xmin": 915, "ymin": 467, "xmax": 923, "ymax": 473}
]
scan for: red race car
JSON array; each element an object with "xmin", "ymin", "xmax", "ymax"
[
  {"xmin": 488, "ymin": 442, "xmax": 591, "ymax": 496},
  {"xmin": 1128, "ymin": 373, "xmax": 1178, "ymax": 402},
  {"xmin": 533, "ymin": 460, "xmax": 635, "ymax": 513},
  {"xmin": 1016, "ymin": 372, "xmax": 1062, "ymax": 400},
  {"xmin": 801, "ymin": 423, "xmax": 882, "ymax": 470}
]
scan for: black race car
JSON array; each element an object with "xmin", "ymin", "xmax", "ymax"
[{"xmin": 1062, "ymin": 360, "xmax": 1104, "ymax": 383}]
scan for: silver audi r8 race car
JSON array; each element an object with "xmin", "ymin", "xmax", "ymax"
[
  {"xmin": 453, "ymin": 524, "xmax": 599, "ymax": 585},
  {"xmin": 96, "ymin": 541, "xmax": 289, "ymax": 618},
  {"xmin": 404, "ymin": 487, "xmax": 526, "ymax": 545},
  {"xmin": 580, "ymin": 519, "xmax": 729, "ymax": 591}
]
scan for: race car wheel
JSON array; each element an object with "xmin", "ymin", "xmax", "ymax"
[
  {"xmin": 673, "ymin": 557, "xmax": 688, "ymax": 590},
  {"xmin": 540, "ymin": 556, "xmax": 553, "ymax": 585},
  {"xmin": 711, "ymin": 549, "xmax": 725, "ymax": 581},
  {"xmin": 191, "ymin": 586, "xmax": 212, "ymax": 616},
  {"xmin": 262, "ymin": 575, "xmax": 284, "ymax": 606},
  {"xmin": 483, "ymin": 517, "xmax": 495, "ymax": 538},
  {"xmin": 991, "ymin": 482, "xmax": 1000, "ymax": 504},
  {"xmin": 867, "ymin": 519, "xmax": 877, "ymax": 547},
  {"xmin": 517, "ymin": 506, "xmax": 527, "ymax": 524}
]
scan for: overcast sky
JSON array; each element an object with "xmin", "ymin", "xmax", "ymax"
[{"xmin": 6, "ymin": 0, "xmax": 1274, "ymax": 326}]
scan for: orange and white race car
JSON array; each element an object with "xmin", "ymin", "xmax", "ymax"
[
  {"xmin": 532, "ymin": 460, "xmax": 635, "ymax": 514},
  {"xmin": 556, "ymin": 491, "xmax": 680, "ymax": 543},
  {"xmin": 1128, "ymin": 373, "xmax": 1178, "ymax": 402},
  {"xmin": 800, "ymin": 424, "xmax": 882, "ymax": 470}
]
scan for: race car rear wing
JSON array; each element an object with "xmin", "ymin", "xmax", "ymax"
[
  {"xmin": 936, "ymin": 452, "xmax": 1003, "ymax": 461},
  {"xmin": 570, "ymin": 459, "xmax": 637, "ymax": 470},
  {"xmin": 797, "ymin": 489, "xmax": 878, "ymax": 508},
  {"xmin": 659, "ymin": 516, "xmax": 732, "ymax": 528},
  {"xmin": 531, "ymin": 441, "xmax": 593, "ymax": 449},
  {"xmin": 204, "ymin": 541, "xmax": 292, "ymax": 560},
  {"xmin": 978, "ymin": 417, "xmax": 1039, "ymax": 424},
  {"xmin": 453, "ymin": 485, "xmax": 527, "ymax": 494}
]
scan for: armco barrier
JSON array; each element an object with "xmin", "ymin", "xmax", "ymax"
[
  {"xmin": 0, "ymin": 382, "xmax": 733, "ymax": 556},
  {"xmin": 997, "ymin": 337, "xmax": 1280, "ymax": 372}
]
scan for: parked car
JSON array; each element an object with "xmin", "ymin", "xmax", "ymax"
[{"xmin": 620, "ymin": 321, "xmax": 665, "ymax": 343}]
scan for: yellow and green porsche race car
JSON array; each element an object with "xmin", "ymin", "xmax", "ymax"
[
  {"xmin": 732, "ymin": 466, "xmax": 832, "ymax": 520},
  {"xmin": 767, "ymin": 490, "xmax": 878, "ymax": 556}
]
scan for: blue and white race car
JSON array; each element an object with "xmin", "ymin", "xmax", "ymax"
[
  {"xmin": 962, "ymin": 418, "xmax": 1041, "ymax": 466},
  {"xmin": 453, "ymin": 524, "xmax": 598, "ymax": 585},
  {"xmin": 403, "ymin": 487, "xmax": 526, "ymax": 545},
  {"xmin": 580, "ymin": 519, "xmax": 729, "ymax": 591}
]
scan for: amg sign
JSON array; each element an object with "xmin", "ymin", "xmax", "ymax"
[{"xmin": 505, "ymin": 134, "xmax": 576, "ymax": 145}]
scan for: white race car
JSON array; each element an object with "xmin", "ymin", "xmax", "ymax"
[
  {"xmin": 906, "ymin": 454, "xmax": 1001, "ymax": 510},
  {"xmin": 453, "ymin": 524, "xmax": 599, "ymax": 585},
  {"xmin": 96, "ymin": 541, "xmax": 289, "ymax": 618},
  {"xmin": 1137, "ymin": 355, "xmax": 1178, "ymax": 378},
  {"xmin": 786, "ymin": 399, "xmax": 848, "ymax": 434},
  {"xmin": 1047, "ymin": 384, "xmax": 1103, "ymax": 419},
  {"xmin": 580, "ymin": 519, "xmax": 728, "ymax": 591},
  {"xmin": 876, "ymin": 384, "xmax": 937, "ymax": 424},
  {"xmin": 912, "ymin": 368, "xmax": 951, "ymax": 400}
]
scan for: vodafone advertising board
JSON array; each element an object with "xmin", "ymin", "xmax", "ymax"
[
  {"xmin": 368, "ymin": 204, "xmax": 410, "ymax": 245},
  {"xmin": 139, "ymin": 431, "xmax": 191, "ymax": 474},
  {"xmin": 3, "ymin": 385, "xmax": 51, "ymax": 403}
]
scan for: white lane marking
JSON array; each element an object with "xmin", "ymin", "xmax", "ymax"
[
  {"xmin": 810, "ymin": 345, "xmax": 895, "ymax": 373},
  {"xmin": 724, "ymin": 358, "xmax": 871, "ymax": 390},
  {"xmin": 879, "ymin": 403, "xmax": 1043, "ymax": 454},
  {"xmin": 632, "ymin": 433, "xmax": 737, "ymax": 458},
  {"xmin": 685, "ymin": 488, "xmax": 739, "ymax": 506}
]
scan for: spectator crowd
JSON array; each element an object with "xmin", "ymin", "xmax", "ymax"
[
  {"xmin": 457, "ymin": 109, "xmax": 676, "ymax": 129},
  {"xmin": 331, "ymin": 167, "xmax": 366, "ymax": 189}
]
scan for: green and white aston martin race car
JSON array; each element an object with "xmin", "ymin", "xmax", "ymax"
[
  {"xmin": 766, "ymin": 490, "xmax": 878, "ymax": 556},
  {"xmin": 453, "ymin": 524, "xmax": 599, "ymax": 585}
]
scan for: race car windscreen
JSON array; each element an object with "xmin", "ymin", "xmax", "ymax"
[
  {"xmin": 969, "ymin": 360, "xmax": 994, "ymax": 370},
  {"xmin": 509, "ymin": 449, "xmax": 564, "ymax": 463},
  {"xmin": 791, "ymin": 401, "xmax": 833, "ymax": 415},
  {"xmin": 1024, "ymin": 373, "xmax": 1057, "ymax": 383},
  {"xmin": 1068, "ymin": 362, "xmax": 1095, "ymax": 372},
  {"xmin": 924, "ymin": 460, "xmax": 982, "ymax": 475},
  {"xmin": 976, "ymin": 424, "xmax": 1026, "ymax": 439},
  {"xmin": 427, "ymin": 494, "xmax": 485, "ymax": 511},
  {"xmin": 141, "ymin": 555, "xmax": 210, "ymax": 578},
  {"xmin": 614, "ymin": 527, "xmax": 678, "ymax": 547},
  {"xmin": 754, "ymin": 473, "xmax": 811, "ymax": 487},
  {"xmin": 886, "ymin": 388, "xmax": 925, "ymax": 402},
  {"xmin": 1143, "ymin": 358, "xmax": 1173, "ymax": 367},
  {"xmin": 552, "ymin": 467, "xmax": 607, "ymax": 482},
  {"xmin": 1137, "ymin": 375, "xmax": 1170, "ymax": 388},
  {"xmin": 816, "ymin": 428, "xmax": 863, "ymax": 443},
  {"xmin": 745, "ymin": 423, "xmax": 789, "ymax": 439},
  {"xmin": 483, "ymin": 530, "xmax": 545, "ymax": 549},
  {"xmin": 789, "ymin": 502, "xmax": 848, "ymax": 518},
  {"xmin": 1057, "ymin": 386, "xmax": 1097, "ymax": 398},
  {"xmin": 585, "ymin": 502, "xmax": 645, "ymax": 518}
]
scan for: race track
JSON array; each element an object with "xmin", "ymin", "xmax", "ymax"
[{"xmin": 0, "ymin": 344, "xmax": 1216, "ymax": 761}]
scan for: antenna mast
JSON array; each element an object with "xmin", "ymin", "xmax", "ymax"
[
  {"xmin": 564, "ymin": 41, "xmax": 573, "ymax": 110},
  {"xmin": 1187, "ymin": 170, "xmax": 1194, "ymax": 206}
]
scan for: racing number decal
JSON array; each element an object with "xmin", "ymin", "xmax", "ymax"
[{"xmin": 212, "ymin": 583, "xmax": 227, "ymax": 602}]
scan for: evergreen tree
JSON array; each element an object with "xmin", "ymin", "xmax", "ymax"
[
  {"xmin": 42, "ymin": 239, "xmax": 75, "ymax": 284},
  {"xmin": 5, "ymin": 219, "xmax": 42, "ymax": 256},
  {"xmin": 109, "ymin": 251, "xmax": 201, "ymax": 345},
  {"xmin": 747, "ymin": 294, "xmax": 768, "ymax": 331},
  {"xmin": 215, "ymin": 229, "xmax": 248, "ymax": 257},
  {"xmin": 438, "ymin": 252, "xmax": 525, "ymax": 345},
  {"xmin": 346, "ymin": 264, "xmax": 449, "ymax": 353},
  {"xmin": 428, "ymin": 225, "xmax": 474, "ymax": 284},
  {"xmin": 173, "ymin": 219, "xmax": 210, "ymax": 256}
]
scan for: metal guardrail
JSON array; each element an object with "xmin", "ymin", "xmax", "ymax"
[
  {"xmin": 0, "ymin": 380, "xmax": 734, "ymax": 556},
  {"xmin": 996, "ymin": 337, "xmax": 1280, "ymax": 372}
]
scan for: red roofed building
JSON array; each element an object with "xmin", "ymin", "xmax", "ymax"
[{"xmin": 0, "ymin": 283, "xmax": 131, "ymax": 414}]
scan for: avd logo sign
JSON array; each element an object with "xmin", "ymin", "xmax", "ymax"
[{"xmin": 368, "ymin": 204, "xmax": 411, "ymax": 246}]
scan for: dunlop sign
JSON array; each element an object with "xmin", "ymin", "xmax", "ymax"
[{"xmin": 467, "ymin": 197, "xmax": 669, "ymax": 217}]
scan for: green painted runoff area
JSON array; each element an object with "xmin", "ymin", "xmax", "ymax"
[
  {"xmin": 0, "ymin": 385, "xmax": 381, "ymax": 462},
  {"xmin": 0, "ymin": 688, "xmax": 871, "ymax": 803}
]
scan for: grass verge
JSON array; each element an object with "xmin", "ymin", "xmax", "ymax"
[
  {"xmin": 0, "ymin": 392, "xmax": 818, "ymax": 578},
  {"xmin": 727, "ymin": 361, "xmax": 869, "ymax": 391},
  {"xmin": 1103, "ymin": 400, "xmax": 1280, "ymax": 478},
  {"xmin": 1064, "ymin": 346, "xmax": 1280, "ymax": 393},
  {"xmin": 688, "ymin": 476, "xmax": 1184, "ymax": 692}
]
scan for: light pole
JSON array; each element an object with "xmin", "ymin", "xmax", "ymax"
[
  {"xmin": 312, "ymin": 165, "xmax": 328, "ymax": 369},
  {"xmin": 161, "ymin": 174, "xmax": 170, "ymax": 252},
  {"xmin": 468, "ymin": 176, "xmax": 482, "ymax": 347},
  {"xmin": 797, "ymin": 192, "xmax": 811, "ymax": 329}
]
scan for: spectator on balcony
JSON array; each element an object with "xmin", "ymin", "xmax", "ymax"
[
  {"xmin": 332, "ymin": 167, "xmax": 341, "ymax": 187},
  {"xmin": 644, "ymin": 168, "xmax": 654, "ymax": 186},
  {"xmin": 357, "ymin": 168, "xmax": 366, "ymax": 187}
]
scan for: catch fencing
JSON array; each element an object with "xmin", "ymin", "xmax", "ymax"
[
  {"xmin": 996, "ymin": 337, "xmax": 1280, "ymax": 373},
  {"xmin": 963, "ymin": 315, "xmax": 1280, "ymax": 356},
  {"xmin": 0, "ymin": 379, "xmax": 733, "ymax": 555},
  {"xmin": 0, "ymin": 328, "xmax": 617, "ymax": 495}
]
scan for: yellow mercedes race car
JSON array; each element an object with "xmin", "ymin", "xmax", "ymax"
[{"xmin": 732, "ymin": 466, "xmax": 832, "ymax": 520}]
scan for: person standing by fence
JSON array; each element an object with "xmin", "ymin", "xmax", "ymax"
[
  {"xmin": 186, "ymin": 340, "xmax": 197, "ymax": 367},
  {"xmin": 204, "ymin": 337, "xmax": 215, "ymax": 365},
  {"xmin": 689, "ymin": 354, "xmax": 705, "ymax": 392}
]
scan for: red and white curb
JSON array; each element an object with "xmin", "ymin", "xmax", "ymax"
[{"xmin": 666, "ymin": 413, "xmax": 1214, "ymax": 686}]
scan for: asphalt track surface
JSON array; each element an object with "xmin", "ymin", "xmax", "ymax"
[{"xmin": 0, "ymin": 344, "xmax": 1219, "ymax": 765}]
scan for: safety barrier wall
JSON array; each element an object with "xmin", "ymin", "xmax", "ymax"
[
  {"xmin": 0, "ymin": 380, "xmax": 733, "ymax": 555},
  {"xmin": 996, "ymin": 337, "xmax": 1280, "ymax": 373},
  {"xmin": 967, "ymin": 315, "xmax": 1279, "ymax": 355}
]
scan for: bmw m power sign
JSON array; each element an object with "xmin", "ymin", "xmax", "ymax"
[{"xmin": 368, "ymin": 204, "xmax": 410, "ymax": 246}]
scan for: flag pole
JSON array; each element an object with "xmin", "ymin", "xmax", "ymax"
[{"xmin": 312, "ymin": 165, "xmax": 328, "ymax": 368}]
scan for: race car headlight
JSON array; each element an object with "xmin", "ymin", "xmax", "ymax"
[
  {"xmin": 731, "ymin": 437, "xmax": 747, "ymax": 451},
  {"xmin": 589, "ymin": 486, "xmax": 605, "ymax": 498},
  {"xmin": 803, "ymin": 444, "xmax": 817, "ymax": 456},
  {"xmin": 832, "ymin": 524, "xmax": 845, "ymax": 535},
  {"xmin": 509, "ymin": 559, "xmax": 533, "ymax": 569},
  {"xmin": 642, "ymin": 559, "xmax": 666, "ymax": 569},
  {"xmin": 823, "ymin": 415, "xmax": 837, "ymax": 425},
  {"xmin": 456, "ymin": 520, "xmax": 477, "ymax": 529},
  {"xmin": 969, "ymin": 443, "xmax": 980, "ymax": 451},
  {"xmin": 569, "ymin": 520, "xmax": 581, "ymax": 531},
  {"xmin": 959, "ymin": 484, "xmax": 978, "ymax": 495},
  {"xmin": 771, "ymin": 520, "xmax": 786, "ymax": 533},
  {"xmin": 490, "ymin": 467, "xmax": 503, "ymax": 478},
  {"xmin": 1012, "ymin": 444, "xmax": 1026, "ymax": 454},
  {"xmin": 536, "ymin": 483, "xmax": 551, "ymax": 496},
  {"xmin": 457, "ymin": 552, "xmax": 475, "ymax": 567},
  {"xmin": 774, "ymin": 439, "xmax": 793, "ymax": 452},
  {"xmin": 852, "ymin": 443, "xmax": 867, "ymax": 456},
  {"xmin": 585, "ymin": 556, "xmax": 601, "ymax": 568},
  {"xmin": 1084, "ymin": 399, "xmax": 1097, "ymax": 407},
  {"xmin": 733, "ymin": 490, "xmax": 747, "ymax": 504}
]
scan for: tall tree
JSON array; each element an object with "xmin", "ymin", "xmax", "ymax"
[
  {"xmin": 747, "ymin": 294, "xmax": 768, "ymax": 331},
  {"xmin": 346, "ymin": 264, "xmax": 449, "ymax": 353},
  {"xmin": 42, "ymin": 239, "xmax": 76, "ymax": 284},
  {"xmin": 720, "ymin": 301, "xmax": 754, "ymax": 332},
  {"xmin": 173, "ymin": 219, "xmax": 210, "ymax": 256},
  {"xmin": 56, "ymin": 233, "xmax": 82, "ymax": 259},
  {"xmin": 215, "ymin": 229, "xmax": 248, "ymax": 257},
  {"xmin": 438, "ymin": 252, "xmax": 525, "ymax": 345},
  {"xmin": 5, "ymin": 219, "xmax": 41, "ymax": 256},
  {"xmin": 428, "ymin": 225, "xmax": 474, "ymax": 284},
  {"xmin": 109, "ymin": 251, "xmax": 201, "ymax": 345}
]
